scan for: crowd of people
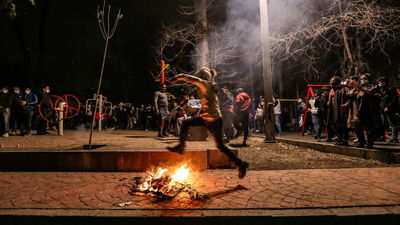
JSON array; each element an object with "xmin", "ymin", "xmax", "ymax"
[
  {"xmin": 0, "ymin": 85, "xmax": 52, "ymax": 137},
  {"xmin": 299, "ymin": 74, "xmax": 399, "ymax": 148},
  {"xmin": 2, "ymin": 73, "xmax": 398, "ymax": 152}
]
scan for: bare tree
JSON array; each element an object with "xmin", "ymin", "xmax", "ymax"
[
  {"xmin": 154, "ymin": 0, "xmax": 246, "ymax": 86},
  {"xmin": 270, "ymin": 0, "xmax": 400, "ymax": 81},
  {"xmin": 88, "ymin": 0, "xmax": 122, "ymax": 149}
]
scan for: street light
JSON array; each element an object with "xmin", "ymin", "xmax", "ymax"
[{"xmin": 259, "ymin": 0, "xmax": 276, "ymax": 143}]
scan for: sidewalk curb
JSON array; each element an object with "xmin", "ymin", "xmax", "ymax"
[
  {"xmin": 0, "ymin": 206, "xmax": 399, "ymax": 225},
  {"xmin": 276, "ymin": 138, "xmax": 400, "ymax": 164}
]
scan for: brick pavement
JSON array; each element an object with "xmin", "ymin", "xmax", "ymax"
[{"xmin": 0, "ymin": 167, "xmax": 399, "ymax": 210}]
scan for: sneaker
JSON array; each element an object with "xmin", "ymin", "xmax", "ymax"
[
  {"xmin": 389, "ymin": 139, "xmax": 399, "ymax": 143},
  {"xmin": 2, "ymin": 133, "xmax": 9, "ymax": 138},
  {"xmin": 238, "ymin": 161, "xmax": 249, "ymax": 179},
  {"xmin": 167, "ymin": 145, "xmax": 185, "ymax": 155}
]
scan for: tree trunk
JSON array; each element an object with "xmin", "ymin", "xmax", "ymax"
[{"xmin": 195, "ymin": 0, "xmax": 209, "ymax": 69}]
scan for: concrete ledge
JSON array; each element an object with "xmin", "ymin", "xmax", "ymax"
[
  {"xmin": 0, "ymin": 149, "xmax": 236, "ymax": 172},
  {"xmin": 0, "ymin": 206, "xmax": 399, "ymax": 225},
  {"xmin": 277, "ymin": 138, "xmax": 400, "ymax": 164}
]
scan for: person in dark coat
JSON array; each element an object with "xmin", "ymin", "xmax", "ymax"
[
  {"xmin": 0, "ymin": 86, "xmax": 13, "ymax": 137},
  {"xmin": 36, "ymin": 85, "xmax": 52, "ymax": 135},
  {"xmin": 220, "ymin": 87, "xmax": 235, "ymax": 143},
  {"xmin": 21, "ymin": 88, "xmax": 38, "ymax": 136},
  {"xmin": 10, "ymin": 87, "xmax": 23, "ymax": 135},
  {"xmin": 377, "ymin": 77, "xmax": 399, "ymax": 143},
  {"xmin": 352, "ymin": 74, "xmax": 383, "ymax": 148},
  {"xmin": 327, "ymin": 76, "xmax": 349, "ymax": 146}
]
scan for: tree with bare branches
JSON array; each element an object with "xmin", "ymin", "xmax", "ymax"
[
  {"xmin": 270, "ymin": 0, "xmax": 400, "ymax": 81},
  {"xmin": 154, "ymin": 0, "xmax": 247, "ymax": 88}
]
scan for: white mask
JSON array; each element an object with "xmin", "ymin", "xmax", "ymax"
[
  {"xmin": 25, "ymin": 91, "xmax": 31, "ymax": 95},
  {"xmin": 2, "ymin": 90, "xmax": 8, "ymax": 94}
]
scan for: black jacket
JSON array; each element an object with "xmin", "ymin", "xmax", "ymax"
[
  {"xmin": 0, "ymin": 92, "xmax": 13, "ymax": 108},
  {"xmin": 379, "ymin": 86, "xmax": 398, "ymax": 112}
]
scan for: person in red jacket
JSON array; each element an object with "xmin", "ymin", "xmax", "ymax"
[{"xmin": 234, "ymin": 88, "xmax": 252, "ymax": 146}]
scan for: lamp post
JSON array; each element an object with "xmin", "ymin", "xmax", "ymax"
[{"xmin": 259, "ymin": 0, "xmax": 276, "ymax": 143}]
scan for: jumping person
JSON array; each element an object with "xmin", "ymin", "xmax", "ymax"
[{"xmin": 166, "ymin": 67, "xmax": 249, "ymax": 179}]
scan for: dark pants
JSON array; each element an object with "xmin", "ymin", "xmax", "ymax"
[
  {"xmin": 179, "ymin": 117, "xmax": 243, "ymax": 166},
  {"xmin": 234, "ymin": 111, "xmax": 250, "ymax": 141},
  {"xmin": 22, "ymin": 110, "xmax": 34, "ymax": 134},
  {"xmin": 37, "ymin": 109, "xmax": 51, "ymax": 133},
  {"xmin": 356, "ymin": 123, "xmax": 378, "ymax": 147},
  {"xmin": 336, "ymin": 126, "xmax": 349, "ymax": 143},
  {"xmin": 10, "ymin": 109, "xmax": 22, "ymax": 133}
]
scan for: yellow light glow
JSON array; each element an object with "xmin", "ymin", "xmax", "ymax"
[{"xmin": 171, "ymin": 164, "xmax": 190, "ymax": 184}]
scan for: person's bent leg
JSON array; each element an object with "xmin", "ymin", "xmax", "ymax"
[
  {"xmin": 206, "ymin": 118, "xmax": 249, "ymax": 178},
  {"xmin": 167, "ymin": 117, "xmax": 204, "ymax": 154}
]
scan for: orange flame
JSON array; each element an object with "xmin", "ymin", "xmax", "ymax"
[
  {"xmin": 137, "ymin": 164, "xmax": 190, "ymax": 192},
  {"xmin": 171, "ymin": 164, "xmax": 190, "ymax": 184}
]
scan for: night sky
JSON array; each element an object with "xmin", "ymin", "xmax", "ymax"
[
  {"xmin": 0, "ymin": 0, "xmax": 182, "ymax": 104},
  {"xmin": 1, "ymin": 0, "xmax": 399, "ymax": 105}
]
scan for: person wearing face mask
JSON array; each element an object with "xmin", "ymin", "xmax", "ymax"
[
  {"xmin": 0, "ymin": 86, "xmax": 13, "ymax": 137},
  {"xmin": 9, "ymin": 87, "xmax": 23, "ymax": 136},
  {"xmin": 327, "ymin": 76, "xmax": 349, "ymax": 146},
  {"xmin": 20, "ymin": 88, "xmax": 38, "ymax": 136},
  {"xmin": 36, "ymin": 85, "xmax": 52, "ymax": 135},
  {"xmin": 377, "ymin": 77, "xmax": 399, "ymax": 143},
  {"xmin": 351, "ymin": 73, "xmax": 382, "ymax": 148}
]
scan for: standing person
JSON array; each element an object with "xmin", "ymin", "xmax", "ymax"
[
  {"xmin": 327, "ymin": 76, "xmax": 349, "ymax": 146},
  {"xmin": 352, "ymin": 74, "xmax": 382, "ymax": 149},
  {"xmin": 273, "ymin": 96, "xmax": 282, "ymax": 136},
  {"xmin": 37, "ymin": 85, "xmax": 52, "ymax": 135},
  {"xmin": 0, "ymin": 86, "xmax": 13, "ymax": 137},
  {"xmin": 144, "ymin": 105, "xmax": 153, "ymax": 131},
  {"xmin": 377, "ymin": 77, "xmax": 399, "ymax": 143},
  {"xmin": 166, "ymin": 67, "xmax": 249, "ymax": 179},
  {"xmin": 20, "ymin": 88, "xmax": 38, "ymax": 136},
  {"xmin": 220, "ymin": 87, "xmax": 235, "ymax": 143},
  {"xmin": 10, "ymin": 87, "xmax": 23, "ymax": 135},
  {"xmin": 320, "ymin": 88, "xmax": 334, "ymax": 141},
  {"xmin": 309, "ymin": 95, "xmax": 321, "ymax": 141},
  {"xmin": 255, "ymin": 101, "xmax": 264, "ymax": 133},
  {"xmin": 154, "ymin": 83, "xmax": 169, "ymax": 137},
  {"xmin": 174, "ymin": 95, "xmax": 189, "ymax": 136},
  {"xmin": 234, "ymin": 88, "xmax": 252, "ymax": 146}
]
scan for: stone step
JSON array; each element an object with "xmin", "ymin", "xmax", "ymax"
[{"xmin": 0, "ymin": 149, "xmax": 236, "ymax": 172}]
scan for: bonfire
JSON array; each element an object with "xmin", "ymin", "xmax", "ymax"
[{"xmin": 129, "ymin": 164, "xmax": 207, "ymax": 200}]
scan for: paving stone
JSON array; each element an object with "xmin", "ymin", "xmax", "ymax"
[{"xmin": 0, "ymin": 168, "xmax": 399, "ymax": 211}]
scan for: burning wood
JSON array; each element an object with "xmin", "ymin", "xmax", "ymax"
[
  {"xmin": 125, "ymin": 164, "xmax": 246, "ymax": 201},
  {"xmin": 129, "ymin": 164, "xmax": 201, "ymax": 199}
]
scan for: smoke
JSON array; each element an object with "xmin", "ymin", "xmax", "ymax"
[{"xmin": 206, "ymin": 0, "xmax": 328, "ymax": 92}]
